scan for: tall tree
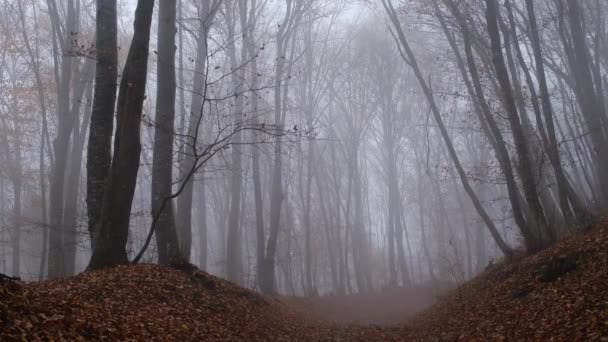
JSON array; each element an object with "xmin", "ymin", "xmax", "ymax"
[
  {"xmin": 382, "ymin": 0, "xmax": 513, "ymax": 257},
  {"xmin": 260, "ymin": 0, "xmax": 311, "ymax": 294},
  {"xmin": 88, "ymin": 0, "xmax": 155, "ymax": 270},
  {"xmin": 48, "ymin": 0, "xmax": 79, "ymax": 278},
  {"xmin": 485, "ymin": 0, "xmax": 552, "ymax": 250},
  {"xmin": 87, "ymin": 0, "xmax": 118, "ymax": 249},
  {"xmin": 176, "ymin": 0, "xmax": 222, "ymax": 263},
  {"xmin": 151, "ymin": 0, "xmax": 180, "ymax": 264},
  {"xmin": 225, "ymin": 0, "xmax": 247, "ymax": 283},
  {"xmin": 523, "ymin": 0, "xmax": 591, "ymax": 227}
]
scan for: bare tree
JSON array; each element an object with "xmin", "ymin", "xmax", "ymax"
[
  {"xmin": 87, "ymin": 0, "xmax": 117, "ymax": 249},
  {"xmin": 382, "ymin": 0, "xmax": 513, "ymax": 257},
  {"xmin": 88, "ymin": 0, "xmax": 156, "ymax": 270},
  {"xmin": 151, "ymin": 0, "xmax": 180, "ymax": 264}
]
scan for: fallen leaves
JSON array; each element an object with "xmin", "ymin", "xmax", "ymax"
[
  {"xmin": 0, "ymin": 261, "xmax": 401, "ymax": 341},
  {"xmin": 401, "ymin": 217, "xmax": 608, "ymax": 341},
  {"xmin": 1, "ymin": 219, "xmax": 608, "ymax": 340}
]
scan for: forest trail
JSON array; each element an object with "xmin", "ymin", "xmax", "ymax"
[
  {"xmin": 282, "ymin": 285, "xmax": 442, "ymax": 325},
  {"xmin": 2, "ymin": 219, "xmax": 608, "ymax": 341}
]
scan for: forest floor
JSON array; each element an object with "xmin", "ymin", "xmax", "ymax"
[{"xmin": 1, "ymin": 219, "xmax": 608, "ymax": 341}]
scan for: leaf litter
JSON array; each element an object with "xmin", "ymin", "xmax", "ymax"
[{"xmin": 1, "ymin": 219, "xmax": 608, "ymax": 341}]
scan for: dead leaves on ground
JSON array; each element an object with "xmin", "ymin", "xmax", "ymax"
[
  {"xmin": 403, "ymin": 218, "xmax": 608, "ymax": 341},
  {"xmin": 0, "ymin": 262, "xmax": 400, "ymax": 341},
  {"xmin": 2, "ymin": 220, "xmax": 608, "ymax": 341}
]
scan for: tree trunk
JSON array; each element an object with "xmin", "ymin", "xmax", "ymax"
[
  {"xmin": 198, "ymin": 179, "xmax": 208, "ymax": 270},
  {"xmin": 63, "ymin": 80, "xmax": 93, "ymax": 275},
  {"xmin": 176, "ymin": 1, "xmax": 220, "ymax": 260},
  {"xmin": 48, "ymin": 0, "xmax": 77, "ymax": 278},
  {"xmin": 485, "ymin": 0, "xmax": 551, "ymax": 250},
  {"xmin": 260, "ymin": 14, "xmax": 288, "ymax": 295},
  {"xmin": 225, "ymin": 0, "xmax": 246, "ymax": 283},
  {"xmin": 559, "ymin": 0, "xmax": 608, "ymax": 202},
  {"xmin": 151, "ymin": 0, "xmax": 180, "ymax": 264},
  {"xmin": 525, "ymin": 0, "xmax": 592, "ymax": 226},
  {"xmin": 440, "ymin": 0, "xmax": 538, "ymax": 252},
  {"xmin": 88, "ymin": 0, "xmax": 155, "ymax": 270},
  {"xmin": 87, "ymin": 0, "xmax": 117, "ymax": 249}
]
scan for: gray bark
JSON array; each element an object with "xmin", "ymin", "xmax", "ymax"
[
  {"xmin": 87, "ymin": 0, "xmax": 117, "ymax": 249},
  {"xmin": 151, "ymin": 0, "xmax": 180, "ymax": 264}
]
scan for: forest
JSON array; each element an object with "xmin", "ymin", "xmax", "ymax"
[{"xmin": 1, "ymin": 0, "xmax": 607, "ymax": 340}]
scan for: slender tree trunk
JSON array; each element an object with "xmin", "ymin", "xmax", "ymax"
[
  {"xmin": 225, "ymin": 0, "xmax": 247, "ymax": 283},
  {"xmin": 415, "ymin": 162, "xmax": 436, "ymax": 283},
  {"xmin": 152, "ymin": 0, "xmax": 180, "ymax": 264},
  {"xmin": 198, "ymin": 179, "xmax": 208, "ymax": 270},
  {"xmin": 63, "ymin": 81, "xmax": 93, "ymax": 275},
  {"xmin": 48, "ymin": 0, "xmax": 78, "ymax": 279},
  {"xmin": 260, "ymin": 21, "xmax": 288, "ymax": 294},
  {"xmin": 11, "ymin": 136, "xmax": 22, "ymax": 277},
  {"xmin": 16, "ymin": 0, "xmax": 50, "ymax": 280},
  {"xmin": 87, "ymin": 0, "xmax": 117, "ymax": 250},
  {"xmin": 176, "ymin": 1, "xmax": 220, "ymax": 260}
]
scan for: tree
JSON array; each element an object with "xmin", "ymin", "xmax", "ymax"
[
  {"xmin": 176, "ymin": 0, "xmax": 222, "ymax": 264},
  {"xmin": 151, "ymin": 0, "xmax": 180, "ymax": 264},
  {"xmin": 485, "ymin": 0, "xmax": 553, "ymax": 250},
  {"xmin": 259, "ymin": 0, "xmax": 312, "ymax": 294},
  {"xmin": 524, "ymin": 0, "xmax": 591, "ymax": 227},
  {"xmin": 87, "ymin": 0, "xmax": 117, "ymax": 250},
  {"xmin": 47, "ymin": 0, "xmax": 78, "ymax": 278},
  {"xmin": 88, "ymin": 0, "xmax": 155, "ymax": 270},
  {"xmin": 382, "ymin": 0, "xmax": 513, "ymax": 257}
]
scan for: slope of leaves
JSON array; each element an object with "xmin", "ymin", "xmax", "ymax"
[
  {"xmin": 0, "ymin": 261, "xmax": 401, "ymax": 341},
  {"xmin": 401, "ymin": 218, "xmax": 608, "ymax": 341}
]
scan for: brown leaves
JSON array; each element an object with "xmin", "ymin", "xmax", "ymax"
[
  {"xmin": 402, "ymin": 218, "xmax": 608, "ymax": 341},
  {"xmin": 0, "ymin": 263, "xmax": 401, "ymax": 341},
  {"xmin": 2, "ymin": 220, "xmax": 608, "ymax": 340}
]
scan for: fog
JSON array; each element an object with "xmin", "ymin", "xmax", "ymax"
[{"xmin": 0, "ymin": 0, "xmax": 605, "ymax": 303}]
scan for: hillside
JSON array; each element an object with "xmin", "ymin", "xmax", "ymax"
[
  {"xmin": 2, "ymin": 219, "xmax": 608, "ymax": 341},
  {"xmin": 403, "ymin": 218, "xmax": 608, "ymax": 340}
]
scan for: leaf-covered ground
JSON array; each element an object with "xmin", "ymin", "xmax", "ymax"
[
  {"xmin": 0, "ymin": 261, "xmax": 401, "ymax": 341},
  {"xmin": 1, "ymin": 219, "xmax": 608, "ymax": 341},
  {"xmin": 403, "ymin": 218, "xmax": 608, "ymax": 341}
]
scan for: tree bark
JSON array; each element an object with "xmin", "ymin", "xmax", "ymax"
[
  {"xmin": 87, "ymin": 0, "xmax": 117, "ymax": 250},
  {"xmin": 88, "ymin": 0, "xmax": 155, "ymax": 270},
  {"xmin": 152, "ymin": 0, "xmax": 180, "ymax": 264}
]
